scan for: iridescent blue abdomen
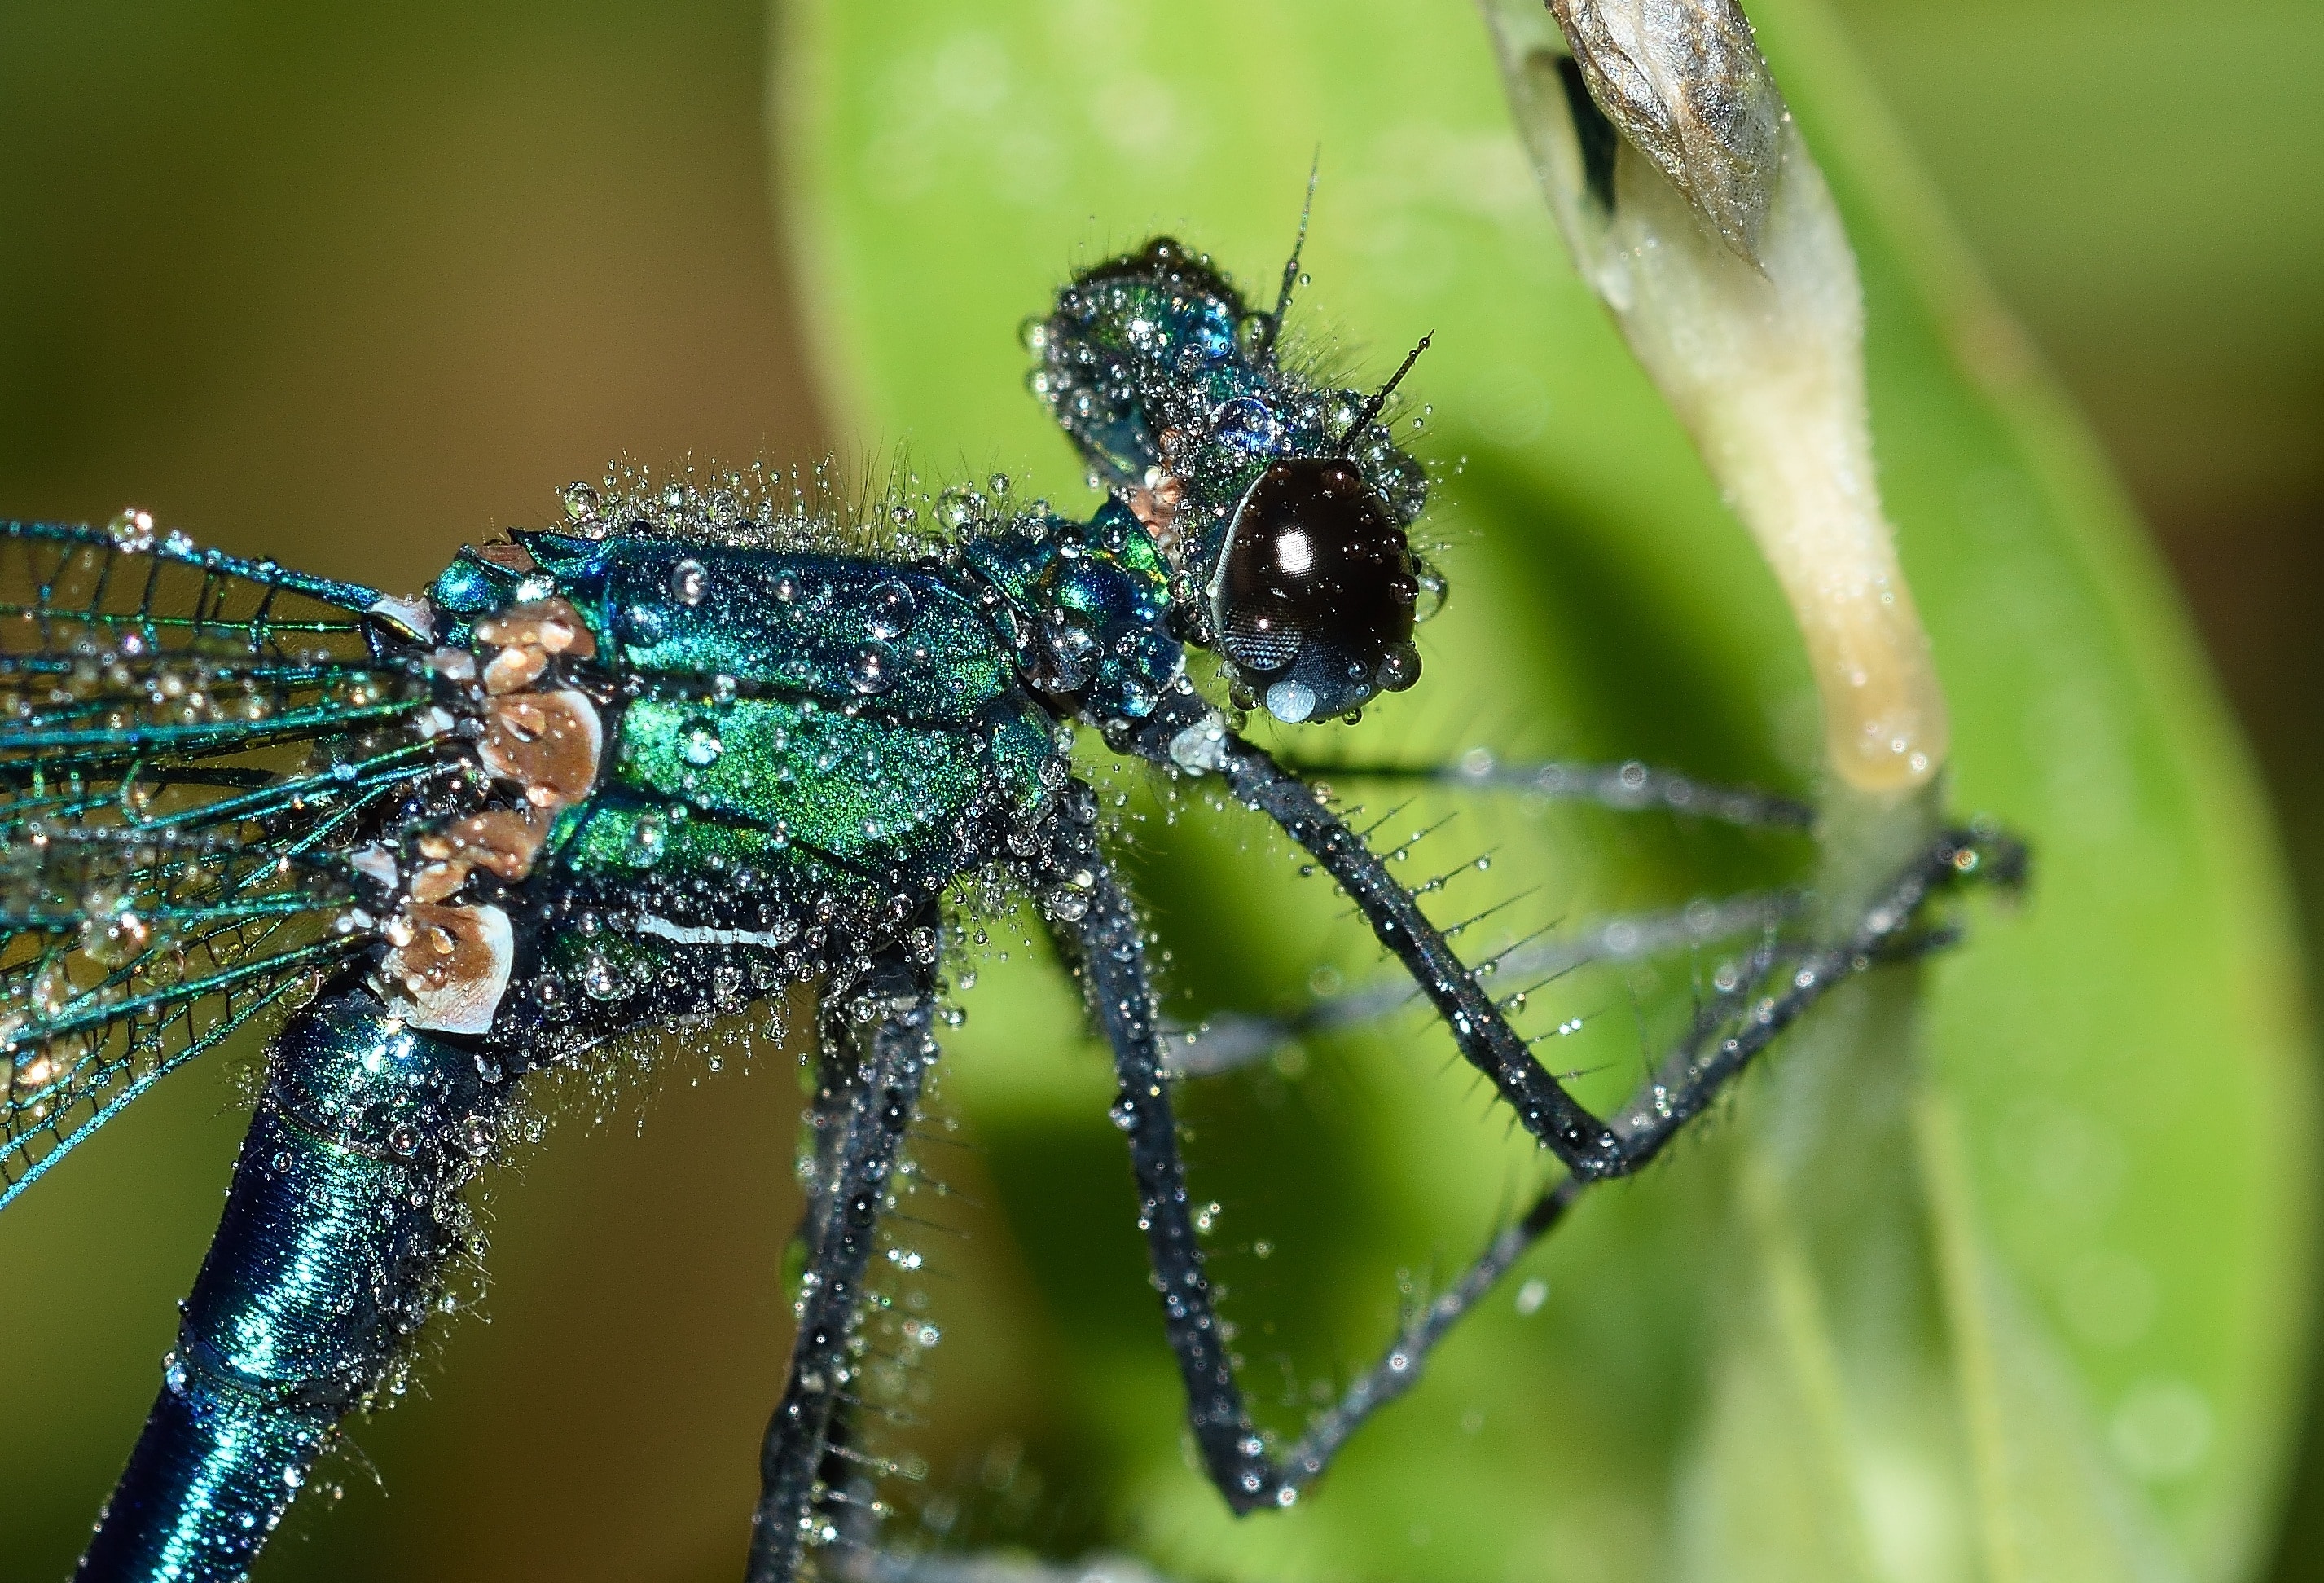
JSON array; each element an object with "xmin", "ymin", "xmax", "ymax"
[{"xmin": 80, "ymin": 987, "xmax": 507, "ymax": 1582}]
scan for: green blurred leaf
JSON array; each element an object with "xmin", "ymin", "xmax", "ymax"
[{"xmin": 775, "ymin": 0, "xmax": 2313, "ymax": 1578}]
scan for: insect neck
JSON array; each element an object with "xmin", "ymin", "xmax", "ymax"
[{"xmin": 958, "ymin": 499, "xmax": 1184, "ymax": 728}]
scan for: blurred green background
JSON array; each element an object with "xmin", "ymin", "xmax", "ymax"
[{"xmin": 0, "ymin": 2, "xmax": 2317, "ymax": 1580}]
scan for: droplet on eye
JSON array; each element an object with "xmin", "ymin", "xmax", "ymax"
[
  {"xmin": 1265, "ymin": 679, "xmax": 1317, "ymax": 723},
  {"xmin": 1210, "ymin": 396, "xmax": 1279, "ymax": 456},
  {"xmin": 1411, "ymin": 558, "xmax": 1448, "ymax": 624},
  {"xmin": 1377, "ymin": 642, "xmax": 1422, "ymax": 693}
]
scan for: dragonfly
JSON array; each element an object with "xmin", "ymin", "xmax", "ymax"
[{"xmin": 2, "ymin": 222, "xmax": 2021, "ymax": 1583}]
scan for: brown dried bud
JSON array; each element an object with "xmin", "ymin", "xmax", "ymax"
[{"xmin": 1545, "ymin": 0, "xmax": 1784, "ymax": 262}]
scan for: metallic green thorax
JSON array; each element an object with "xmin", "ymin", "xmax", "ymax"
[{"xmin": 419, "ymin": 499, "xmax": 1178, "ymax": 1063}]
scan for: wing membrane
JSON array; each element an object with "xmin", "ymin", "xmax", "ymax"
[{"xmin": 0, "ymin": 521, "xmax": 446, "ymax": 1204}]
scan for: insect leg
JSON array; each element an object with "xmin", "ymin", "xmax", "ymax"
[
  {"xmin": 1166, "ymin": 888, "xmax": 1799, "ymax": 1079},
  {"xmin": 1131, "ymin": 700, "xmax": 2020, "ymax": 1181},
  {"xmin": 1055, "ymin": 845, "xmax": 1285, "ymax": 1512},
  {"xmin": 1263, "ymin": 833, "xmax": 2023, "ymax": 1480},
  {"xmin": 1131, "ymin": 702, "xmax": 1628, "ymax": 1179},
  {"xmin": 1281, "ymin": 754, "xmax": 1814, "ymax": 830},
  {"xmin": 1057, "ymin": 829, "xmax": 1583, "ymax": 1508},
  {"xmin": 1601, "ymin": 825, "xmax": 2025, "ymax": 1168},
  {"xmin": 747, "ymin": 943, "xmax": 938, "ymax": 1583}
]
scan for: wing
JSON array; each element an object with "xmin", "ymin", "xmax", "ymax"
[{"xmin": 0, "ymin": 520, "xmax": 445, "ymax": 1205}]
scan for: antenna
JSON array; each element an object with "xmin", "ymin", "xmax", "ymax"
[
  {"xmin": 1255, "ymin": 152, "xmax": 1320, "ymax": 368},
  {"xmin": 1336, "ymin": 333, "xmax": 1432, "ymax": 455}
]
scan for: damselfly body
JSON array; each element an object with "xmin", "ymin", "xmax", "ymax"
[{"xmin": 2, "ymin": 231, "xmax": 2019, "ymax": 1582}]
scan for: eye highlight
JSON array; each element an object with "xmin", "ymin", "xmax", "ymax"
[{"xmin": 1208, "ymin": 458, "xmax": 1422, "ymax": 722}]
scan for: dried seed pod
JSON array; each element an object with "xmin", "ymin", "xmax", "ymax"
[{"xmin": 1544, "ymin": 0, "xmax": 1783, "ymax": 264}]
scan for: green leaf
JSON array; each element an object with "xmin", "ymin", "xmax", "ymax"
[{"xmin": 775, "ymin": 1, "xmax": 2314, "ymax": 1578}]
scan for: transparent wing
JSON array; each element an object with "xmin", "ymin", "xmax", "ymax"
[{"xmin": 0, "ymin": 520, "xmax": 444, "ymax": 1205}]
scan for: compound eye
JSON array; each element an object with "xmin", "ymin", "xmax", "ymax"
[{"xmin": 1210, "ymin": 458, "xmax": 1422, "ymax": 722}]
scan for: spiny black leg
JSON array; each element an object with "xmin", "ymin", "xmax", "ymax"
[
  {"xmin": 1240, "ymin": 830, "xmax": 2022, "ymax": 1494},
  {"xmin": 1065, "ymin": 738, "xmax": 2020, "ymax": 1510},
  {"xmin": 747, "ymin": 945, "xmax": 938, "ymax": 1583},
  {"xmin": 1606, "ymin": 824, "xmax": 2027, "ymax": 1167},
  {"xmin": 1286, "ymin": 753, "xmax": 1815, "ymax": 831},
  {"xmin": 1166, "ymin": 888, "xmax": 1798, "ymax": 1080},
  {"xmin": 1276, "ymin": 1178, "xmax": 1583, "ymax": 1481},
  {"xmin": 1053, "ymin": 842, "xmax": 1281, "ymax": 1510},
  {"xmin": 1131, "ymin": 697, "xmax": 1626, "ymax": 1178},
  {"xmin": 1133, "ymin": 697, "xmax": 2018, "ymax": 1180}
]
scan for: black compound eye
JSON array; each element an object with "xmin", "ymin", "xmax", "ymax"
[{"xmin": 1209, "ymin": 458, "xmax": 1423, "ymax": 723}]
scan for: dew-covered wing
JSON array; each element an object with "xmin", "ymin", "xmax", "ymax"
[{"xmin": 0, "ymin": 521, "xmax": 440, "ymax": 1206}]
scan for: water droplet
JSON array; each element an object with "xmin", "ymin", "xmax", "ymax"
[
  {"xmin": 582, "ymin": 950, "xmax": 622, "ymax": 1000},
  {"xmin": 1411, "ymin": 558, "xmax": 1448, "ymax": 623},
  {"xmin": 679, "ymin": 717, "xmax": 724, "ymax": 767},
  {"xmin": 560, "ymin": 481, "xmax": 600, "ymax": 524},
  {"xmin": 936, "ymin": 486, "xmax": 984, "ymax": 530},
  {"xmin": 1263, "ymin": 679, "xmax": 1316, "ymax": 724},
  {"xmin": 847, "ymin": 647, "xmax": 893, "ymax": 694},
  {"xmin": 866, "ymin": 578, "xmax": 917, "ymax": 640},
  {"xmin": 630, "ymin": 811, "xmax": 668, "ymax": 862},
  {"xmin": 106, "ymin": 508, "xmax": 156, "ymax": 551},
  {"xmin": 460, "ymin": 1115, "xmax": 497, "ymax": 1156},
  {"xmin": 1377, "ymin": 642, "xmax": 1422, "ymax": 693},
  {"xmin": 670, "ymin": 557, "xmax": 710, "ymax": 606},
  {"xmin": 1210, "ymin": 396, "xmax": 1280, "ymax": 455}
]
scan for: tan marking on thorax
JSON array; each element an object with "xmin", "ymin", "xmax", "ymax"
[
  {"xmin": 1127, "ymin": 465, "xmax": 1187, "ymax": 561},
  {"xmin": 380, "ymin": 902, "xmax": 515, "ymax": 1037},
  {"xmin": 373, "ymin": 594, "xmax": 604, "ymax": 1035}
]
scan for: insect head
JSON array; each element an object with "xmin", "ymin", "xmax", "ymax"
[{"xmin": 1027, "ymin": 237, "xmax": 1436, "ymax": 724}]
